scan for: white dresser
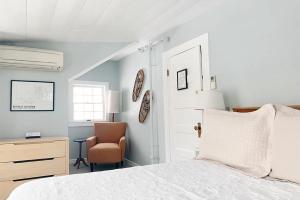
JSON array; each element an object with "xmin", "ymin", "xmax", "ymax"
[{"xmin": 0, "ymin": 137, "xmax": 69, "ymax": 200}]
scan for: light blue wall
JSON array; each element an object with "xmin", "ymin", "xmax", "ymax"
[
  {"xmin": 69, "ymin": 61, "xmax": 120, "ymax": 159},
  {"xmin": 118, "ymin": 51, "xmax": 152, "ymax": 165},
  {"xmin": 1, "ymin": 0, "xmax": 299, "ymax": 165},
  {"xmin": 118, "ymin": 0, "xmax": 300, "ymax": 164},
  {"xmin": 0, "ymin": 42, "xmax": 127, "ymax": 160},
  {"xmin": 160, "ymin": 0, "xmax": 300, "ymax": 108},
  {"xmin": 0, "ymin": 70, "xmax": 68, "ymax": 138},
  {"xmin": 77, "ymin": 61, "xmax": 119, "ymax": 89}
]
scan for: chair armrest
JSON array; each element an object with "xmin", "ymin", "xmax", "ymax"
[
  {"xmin": 119, "ymin": 136, "xmax": 126, "ymax": 160},
  {"xmin": 86, "ymin": 136, "xmax": 97, "ymax": 151}
]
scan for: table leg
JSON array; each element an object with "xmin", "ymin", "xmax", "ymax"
[
  {"xmin": 77, "ymin": 142, "xmax": 83, "ymax": 169},
  {"xmin": 74, "ymin": 140, "xmax": 88, "ymax": 169},
  {"xmin": 81, "ymin": 158, "xmax": 88, "ymax": 167},
  {"xmin": 73, "ymin": 158, "xmax": 79, "ymax": 166}
]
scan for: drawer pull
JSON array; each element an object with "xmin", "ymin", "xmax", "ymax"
[
  {"xmin": 13, "ymin": 158, "xmax": 54, "ymax": 163},
  {"xmin": 14, "ymin": 141, "xmax": 55, "ymax": 145},
  {"xmin": 13, "ymin": 175, "xmax": 54, "ymax": 182}
]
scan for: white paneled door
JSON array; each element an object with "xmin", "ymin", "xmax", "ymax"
[
  {"xmin": 164, "ymin": 34, "xmax": 209, "ymax": 162},
  {"xmin": 169, "ymin": 48, "xmax": 202, "ymax": 161}
]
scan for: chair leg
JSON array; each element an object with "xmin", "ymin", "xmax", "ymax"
[
  {"xmin": 121, "ymin": 161, "xmax": 124, "ymax": 167},
  {"xmin": 90, "ymin": 163, "xmax": 94, "ymax": 172}
]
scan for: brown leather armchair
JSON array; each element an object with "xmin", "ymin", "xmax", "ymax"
[{"xmin": 86, "ymin": 122, "xmax": 127, "ymax": 172}]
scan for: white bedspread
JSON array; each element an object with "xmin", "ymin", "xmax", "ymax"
[{"xmin": 8, "ymin": 160, "xmax": 300, "ymax": 200}]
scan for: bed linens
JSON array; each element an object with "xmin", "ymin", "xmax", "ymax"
[
  {"xmin": 270, "ymin": 105, "xmax": 300, "ymax": 184},
  {"xmin": 8, "ymin": 160, "xmax": 300, "ymax": 200},
  {"xmin": 198, "ymin": 104, "xmax": 275, "ymax": 177}
]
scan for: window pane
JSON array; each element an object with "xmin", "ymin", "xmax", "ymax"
[
  {"xmin": 74, "ymin": 112, "xmax": 84, "ymax": 121},
  {"xmin": 94, "ymin": 104, "xmax": 103, "ymax": 111},
  {"xmin": 93, "ymin": 88, "xmax": 103, "ymax": 96},
  {"xmin": 83, "ymin": 104, "xmax": 93, "ymax": 112},
  {"xmin": 86, "ymin": 96, "xmax": 93, "ymax": 103},
  {"xmin": 74, "ymin": 95, "xmax": 84, "ymax": 103},
  {"xmin": 72, "ymin": 83, "xmax": 106, "ymax": 122},
  {"xmin": 73, "ymin": 87, "xmax": 83, "ymax": 95},
  {"xmin": 74, "ymin": 104, "xmax": 84, "ymax": 112},
  {"xmin": 84, "ymin": 112, "xmax": 93, "ymax": 120},
  {"xmin": 83, "ymin": 87, "xmax": 93, "ymax": 96},
  {"xmin": 94, "ymin": 112, "xmax": 103, "ymax": 120},
  {"xmin": 93, "ymin": 95, "xmax": 103, "ymax": 103}
]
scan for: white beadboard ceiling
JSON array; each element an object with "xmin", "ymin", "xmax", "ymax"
[{"xmin": 0, "ymin": 0, "xmax": 221, "ymax": 42}]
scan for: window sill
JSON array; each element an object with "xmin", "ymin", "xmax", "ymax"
[
  {"xmin": 68, "ymin": 122, "xmax": 93, "ymax": 127},
  {"xmin": 68, "ymin": 120, "xmax": 109, "ymax": 127}
]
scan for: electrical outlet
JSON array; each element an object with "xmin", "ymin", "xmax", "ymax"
[{"xmin": 210, "ymin": 75, "xmax": 217, "ymax": 90}]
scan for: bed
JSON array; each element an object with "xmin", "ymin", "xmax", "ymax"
[
  {"xmin": 7, "ymin": 159, "xmax": 300, "ymax": 200},
  {"xmin": 8, "ymin": 105, "xmax": 300, "ymax": 200}
]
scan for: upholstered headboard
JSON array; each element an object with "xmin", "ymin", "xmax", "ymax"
[{"xmin": 232, "ymin": 105, "xmax": 300, "ymax": 113}]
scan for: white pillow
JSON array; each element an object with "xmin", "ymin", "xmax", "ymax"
[
  {"xmin": 270, "ymin": 105, "xmax": 300, "ymax": 183},
  {"xmin": 198, "ymin": 104, "xmax": 275, "ymax": 177}
]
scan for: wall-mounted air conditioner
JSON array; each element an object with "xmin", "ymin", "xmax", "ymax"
[{"xmin": 0, "ymin": 45, "xmax": 63, "ymax": 71}]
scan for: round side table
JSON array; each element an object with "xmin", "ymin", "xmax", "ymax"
[{"xmin": 73, "ymin": 138, "xmax": 88, "ymax": 169}]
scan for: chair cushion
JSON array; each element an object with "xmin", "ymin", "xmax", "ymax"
[
  {"xmin": 88, "ymin": 143, "xmax": 122, "ymax": 164},
  {"xmin": 94, "ymin": 122, "xmax": 126, "ymax": 143}
]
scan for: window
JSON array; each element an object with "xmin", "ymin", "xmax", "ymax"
[{"xmin": 69, "ymin": 81, "xmax": 108, "ymax": 126}]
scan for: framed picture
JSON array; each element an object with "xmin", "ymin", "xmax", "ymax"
[
  {"xmin": 10, "ymin": 80, "xmax": 55, "ymax": 111},
  {"xmin": 177, "ymin": 69, "xmax": 188, "ymax": 90}
]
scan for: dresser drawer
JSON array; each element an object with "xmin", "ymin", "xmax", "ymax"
[
  {"xmin": 0, "ymin": 140, "xmax": 66, "ymax": 162},
  {"xmin": 0, "ymin": 157, "xmax": 66, "ymax": 181}
]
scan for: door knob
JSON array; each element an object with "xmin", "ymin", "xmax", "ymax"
[{"xmin": 194, "ymin": 122, "xmax": 202, "ymax": 138}]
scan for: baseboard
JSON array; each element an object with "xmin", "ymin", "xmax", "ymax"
[{"xmin": 124, "ymin": 158, "xmax": 139, "ymax": 167}]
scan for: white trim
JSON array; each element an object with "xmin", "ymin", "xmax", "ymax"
[
  {"xmin": 162, "ymin": 33, "xmax": 210, "ymax": 162},
  {"xmin": 71, "ymin": 80, "xmax": 109, "ymax": 87},
  {"xmin": 162, "ymin": 54, "xmax": 171, "ymax": 163},
  {"xmin": 163, "ymin": 33, "xmax": 210, "ymax": 90},
  {"xmin": 68, "ymin": 122, "xmax": 94, "ymax": 127},
  {"xmin": 68, "ymin": 80, "xmax": 109, "ymax": 127},
  {"xmin": 124, "ymin": 159, "xmax": 139, "ymax": 167},
  {"xmin": 68, "ymin": 120, "xmax": 110, "ymax": 127}
]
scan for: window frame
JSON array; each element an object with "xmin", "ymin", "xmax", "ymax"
[{"xmin": 68, "ymin": 80, "xmax": 109, "ymax": 127}]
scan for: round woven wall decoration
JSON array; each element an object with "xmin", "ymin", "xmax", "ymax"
[
  {"xmin": 132, "ymin": 69, "xmax": 144, "ymax": 102},
  {"xmin": 139, "ymin": 90, "xmax": 150, "ymax": 123}
]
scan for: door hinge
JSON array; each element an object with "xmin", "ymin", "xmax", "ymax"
[{"xmin": 167, "ymin": 69, "xmax": 170, "ymax": 77}]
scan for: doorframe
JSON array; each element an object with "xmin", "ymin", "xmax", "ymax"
[{"xmin": 162, "ymin": 33, "xmax": 210, "ymax": 162}]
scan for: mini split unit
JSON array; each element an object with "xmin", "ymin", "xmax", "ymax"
[{"xmin": 0, "ymin": 45, "xmax": 63, "ymax": 72}]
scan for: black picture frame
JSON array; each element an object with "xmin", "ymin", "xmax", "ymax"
[
  {"xmin": 177, "ymin": 69, "xmax": 188, "ymax": 90},
  {"xmin": 10, "ymin": 80, "xmax": 55, "ymax": 111}
]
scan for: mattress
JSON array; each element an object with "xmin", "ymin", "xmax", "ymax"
[{"xmin": 7, "ymin": 160, "xmax": 300, "ymax": 200}]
